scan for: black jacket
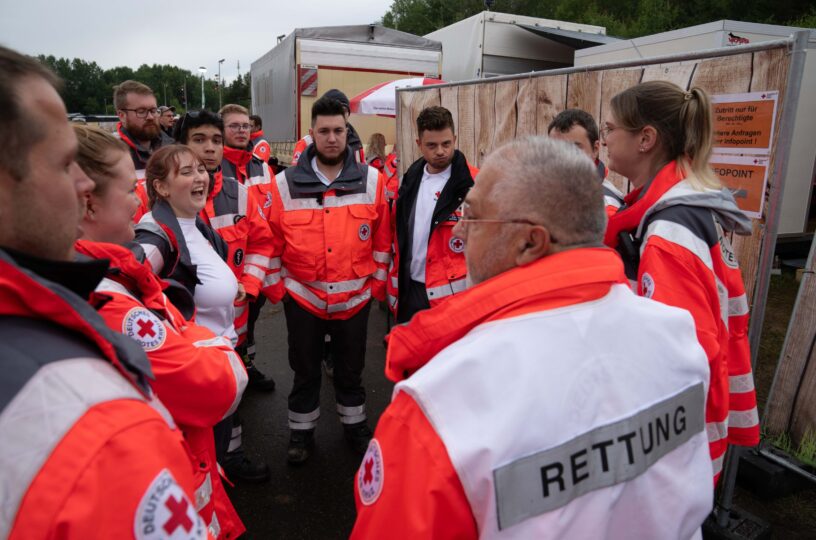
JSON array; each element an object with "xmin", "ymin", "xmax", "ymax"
[{"xmin": 394, "ymin": 150, "xmax": 474, "ymax": 293}]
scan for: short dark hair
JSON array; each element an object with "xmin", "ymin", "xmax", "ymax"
[
  {"xmin": 547, "ymin": 109, "xmax": 600, "ymax": 146},
  {"xmin": 0, "ymin": 46, "xmax": 61, "ymax": 181},
  {"xmin": 311, "ymin": 96, "xmax": 346, "ymax": 126},
  {"xmin": 173, "ymin": 110, "xmax": 224, "ymax": 144},
  {"xmin": 249, "ymin": 115, "xmax": 262, "ymax": 129},
  {"xmin": 113, "ymin": 80, "xmax": 154, "ymax": 110},
  {"xmin": 416, "ymin": 106, "xmax": 455, "ymax": 137}
]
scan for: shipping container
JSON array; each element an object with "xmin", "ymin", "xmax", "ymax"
[
  {"xmin": 251, "ymin": 24, "xmax": 441, "ymax": 163},
  {"xmin": 425, "ymin": 10, "xmax": 616, "ymax": 81}
]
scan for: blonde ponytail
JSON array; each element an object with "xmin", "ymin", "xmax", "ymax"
[{"xmin": 678, "ymin": 87, "xmax": 719, "ymax": 189}]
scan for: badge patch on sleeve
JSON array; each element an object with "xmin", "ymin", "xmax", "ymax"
[
  {"xmin": 134, "ymin": 469, "xmax": 206, "ymax": 539},
  {"xmin": 449, "ymin": 236, "xmax": 465, "ymax": 253},
  {"xmin": 357, "ymin": 439, "xmax": 384, "ymax": 505},
  {"xmin": 123, "ymin": 307, "xmax": 167, "ymax": 351},
  {"xmin": 640, "ymin": 272, "xmax": 655, "ymax": 298},
  {"xmin": 358, "ymin": 223, "xmax": 371, "ymax": 241}
]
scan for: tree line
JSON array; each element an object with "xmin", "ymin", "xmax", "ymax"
[
  {"xmin": 380, "ymin": 0, "xmax": 816, "ymax": 40},
  {"xmin": 37, "ymin": 55, "xmax": 252, "ymax": 115}
]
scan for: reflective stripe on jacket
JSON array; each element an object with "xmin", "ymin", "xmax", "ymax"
[
  {"xmin": 354, "ymin": 249, "xmax": 713, "ymax": 538},
  {"xmin": 267, "ymin": 146, "xmax": 391, "ymax": 320}
]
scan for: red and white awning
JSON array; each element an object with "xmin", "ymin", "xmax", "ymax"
[{"xmin": 349, "ymin": 77, "xmax": 446, "ymax": 117}]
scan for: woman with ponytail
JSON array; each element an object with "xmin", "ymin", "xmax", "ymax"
[{"xmin": 603, "ymin": 81, "xmax": 759, "ymax": 483}]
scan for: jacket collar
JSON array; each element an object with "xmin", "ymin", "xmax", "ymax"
[
  {"xmin": 286, "ymin": 144, "xmax": 365, "ymax": 194},
  {"xmin": 385, "ymin": 248, "xmax": 627, "ymax": 382}
]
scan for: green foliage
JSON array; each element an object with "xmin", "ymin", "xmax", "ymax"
[
  {"xmin": 380, "ymin": 0, "xmax": 816, "ymax": 39},
  {"xmin": 766, "ymin": 429, "xmax": 816, "ymax": 468},
  {"xmin": 35, "ymin": 55, "xmax": 251, "ymax": 115}
]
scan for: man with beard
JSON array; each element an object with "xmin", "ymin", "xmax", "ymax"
[
  {"xmin": 158, "ymin": 105, "xmax": 176, "ymax": 139},
  {"xmin": 265, "ymin": 96, "xmax": 390, "ymax": 464},
  {"xmin": 113, "ymin": 80, "xmax": 173, "ymax": 176},
  {"xmin": 390, "ymin": 106, "xmax": 478, "ymax": 323},
  {"xmin": 292, "ymin": 89, "xmax": 364, "ymax": 165}
]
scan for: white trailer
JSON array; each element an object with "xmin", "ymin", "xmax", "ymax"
[
  {"xmin": 576, "ymin": 20, "xmax": 816, "ymax": 237},
  {"xmin": 251, "ymin": 25, "xmax": 441, "ymax": 162},
  {"xmin": 425, "ymin": 10, "xmax": 617, "ymax": 81}
]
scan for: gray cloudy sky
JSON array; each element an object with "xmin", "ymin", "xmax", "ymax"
[{"xmin": 0, "ymin": 0, "xmax": 393, "ymax": 80}]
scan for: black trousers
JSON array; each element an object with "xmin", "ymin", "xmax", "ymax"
[
  {"xmin": 236, "ymin": 295, "xmax": 266, "ymax": 359},
  {"xmin": 396, "ymin": 278, "xmax": 430, "ymax": 324},
  {"xmin": 284, "ymin": 298, "xmax": 370, "ymax": 428}
]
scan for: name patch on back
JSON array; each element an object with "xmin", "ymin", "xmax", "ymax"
[{"xmin": 492, "ymin": 383, "xmax": 705, "ymax": 530}]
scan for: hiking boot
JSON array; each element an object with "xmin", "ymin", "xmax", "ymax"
[
  {"xmin": 344, "ymin": 422, "xmax": 373, "ymax": 455},
  {"xmin": 223, "ymin": 455, "xmax": 271, "ymax": 484},
  {"xmin": 246, "ymin": 360, "xmax": 276, "ymax": 392},
  {"xmin": 287, "ymin": 429, "xmax": 315, "ymax": 465}
]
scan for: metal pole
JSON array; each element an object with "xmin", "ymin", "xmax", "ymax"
[
  {"xmin": 218, "ymin": 59, "xmax": 225, "ymax": 110},
  {"xmin": 201, "ymin": 74, "xmax": 205, "ymax": 109},
  {"xmin": 748, "ymin": 30, "xmax": 811, "ymax": 367}
]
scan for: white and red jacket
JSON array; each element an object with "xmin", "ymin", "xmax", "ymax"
[
  {"xmin": 389, "ymin": 151, "xmax": 477, "ymax": 317},
  {"xmin": 75, "ymin": 240, "xmax": 248, "ymax": 539},
  {"xmin": 266, "ymin": 145, "xmax": 390, "ymax": 320},
  {"xmin": 200, "ymin": 170, "xmax": 277, "ymax": 343},
  {"xmin": 597, "ymin": 159, "xmax": 624, "ymax": 219},
  {"xmin": 605, "ymin": 160, "xmax": 761, "ymax": 482},
  {"xmin": 0, "ymin": 247, "xmax": 209, "ymax": 540},
  {"xmin": 354, "ymin": 249, "xmax": 713, "ymax": 539},
  {"xmin": 249, "ymin": 130, "xmax": 271, "ymax": 163}
]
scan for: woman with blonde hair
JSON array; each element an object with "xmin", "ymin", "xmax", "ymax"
[
  {"xmin": 603, "ymin": 81, "xmax": 759, "ymax": 483},
  {"xmin": 366, "ymin": 132, "xmax": 387, "ymax": 172}
]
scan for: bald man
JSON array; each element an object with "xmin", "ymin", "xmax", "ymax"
[{"xmin": 352, "ymin": 137, "xmax": 714, "ymax": 539}]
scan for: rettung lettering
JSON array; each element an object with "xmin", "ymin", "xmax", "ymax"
[{"xmin": 493, "ymin": 383, "xmax": 705, "ymax": 530}]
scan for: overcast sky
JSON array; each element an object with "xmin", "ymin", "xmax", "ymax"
[{"xmin": 0, "ymin": 0, "xmax": 394, "ymax": 80}]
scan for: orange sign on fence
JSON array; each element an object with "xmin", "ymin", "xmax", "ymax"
[
  {"xmin": 711, "ymin": 91, "xmax": 778, "ymax": 154},
  {"xmin": 710, "ymin": 154, "xmax": 770, "ymax": 219}
]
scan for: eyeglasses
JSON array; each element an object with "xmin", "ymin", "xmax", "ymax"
[
  {"xmin": 120, "ymin": 108, "xmax": 159, "ymax": 118},
  {"xmin": 226, "ymin": 123, "xmax": 251, "ymax": 132},
  {"xmin": 460, "ymin": 203, "xmax": 541, "ymax": 231}
]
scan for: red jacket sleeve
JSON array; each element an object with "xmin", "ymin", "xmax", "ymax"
[
  {"xmin": 241, "ymin": 188, "xmax": 276, "ymax": 300},
  {"xmin": 351, "ymin": 391, "xmax": 477, "ymax": 540},
  {"xmin": 264, "ymin": 175, "xmax": 287, "ymax": 303},
  {"xmin": 370, "ymin": 171, "xmax": 392, "ymax": 302},
  {"xmin": 97, "ymin": 293, "xmax": 247, "ymax": 428}
]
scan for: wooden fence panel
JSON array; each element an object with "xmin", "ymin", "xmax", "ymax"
[
  {"xmin": 534, "ymin": 75, "xmax": 567, "ymax": 135},
  {"xmin": 516, "ymin": 77, "xmax": 537, "ymax": 138},
  {"xmin": 457, "ymin": 85, "xmax": 477, "ymax": 165},
  {"xmin": 641, "ymin": 62, "xmax": 697, "ymax": 88},
  {"xmin": 494, "ymin": 80, "xmax": 519, "ymax": 150},
  {"xmin": 475, "ymin": 83, "xmax": 497, "ymax": 167},
  {"xmin": 440, "ymin": 86, "xmax": 459, "ymax": 146},
  {"xmin": 690, "ymin": 54, "xmax": 753, "ymax": 94},
  {"xmin": 567, "ymin": 71, "xmax": 602, "ymax": 120},
  {"xmin": 764, "ymin": 244, "xmax": 816, "ymax": 439}
]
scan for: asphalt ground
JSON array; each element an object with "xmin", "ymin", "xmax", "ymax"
[{"xmin": 227, "ymin": 301, "xmax": 394, "ymax": 539}]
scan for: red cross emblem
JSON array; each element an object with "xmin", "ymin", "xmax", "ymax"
[
  {"xmin": 137, "ymin": 318, "xmax": 156, "ymax": 338},
  {"xmin": 449, "ymin": 236, "xmax": 465, "ymax": 253},
  {"xmin": 163, "ymin": 495, "xmax": 193, "ymax": 535},
  {"xmin": 434, "ymin": 191, "xmax": 441, "ymax": 201},
  {"xmin": 363, "ymin": 457, "xmax": 374, "ymax": 484}
]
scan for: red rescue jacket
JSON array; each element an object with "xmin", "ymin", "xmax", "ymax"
[
  {"xmin": 605, "ymin": 160, "xmax": 760, "ymax": 482},
  {"xmin": 75, "ymin": 240, "xmax": 247, "ymax": 538},
  {"xmin": 0, "ymin": 247, "xmax": 209, "ymax": 540}
]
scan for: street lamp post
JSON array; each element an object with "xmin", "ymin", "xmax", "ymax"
[
  {"xmin": 218, "ymin": 59, "xmax": 225, "ymax": 109},
  {"xmin": 198, "ymin": 66, "xmax": 207, "ymax": 109}
]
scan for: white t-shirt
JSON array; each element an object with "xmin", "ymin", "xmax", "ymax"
[
  {"xmin": 177, "ymin": 218, "xmax": 238, "ymax": 344},
  {"xmin": 410, "ymin": 164, "xmax": 451, "ymax": 282},
  {"xmin": 312, "ymin": 156, "xmax": 339, "ymax": 187}
]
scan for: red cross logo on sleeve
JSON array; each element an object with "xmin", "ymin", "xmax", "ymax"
[
  {"xmin": 363, "ymin": 457, "xmax": 374, "ymax": 484},
  {"xmin": 163, "ymin": 495, "xmax": 193, "ymax": 534},
  {"xmin": 137, "ymin": 318, "xmax": 156, "ymax": 338}
]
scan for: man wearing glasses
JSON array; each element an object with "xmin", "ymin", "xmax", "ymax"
[
  {"xmin": 113, "ymin": 80, "xmax": 173, "ymax": 176},
  {"xmin": 352, "ymin": 137, "xmax": 713, "ymax": 538},
  {"xmin": 390, "ymin": 106, "xmax": 478, "ymax": 324}
]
